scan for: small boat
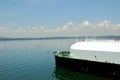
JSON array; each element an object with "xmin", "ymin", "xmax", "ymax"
[{"xmin": 53, "ymin": 39, "xmax": 120, "ymax": 79}]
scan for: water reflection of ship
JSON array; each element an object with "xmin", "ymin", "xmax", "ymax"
[{"xmin": 53, "ymin": 66, "xmax": 107, "ymax": 80}]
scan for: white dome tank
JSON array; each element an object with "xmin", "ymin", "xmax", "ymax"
[{"xmin": 70, "ymin": 40, "xmax": 120, "ymax": 64}]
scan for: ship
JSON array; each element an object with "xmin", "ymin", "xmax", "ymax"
[{"xmin": 53, "ymin": 38, "xmax": 120, "ymax": 79}]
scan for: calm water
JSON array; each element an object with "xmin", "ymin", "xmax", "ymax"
[{"xmin": 0, "ymin": 39, "xmax": 107, "ymax": 80}]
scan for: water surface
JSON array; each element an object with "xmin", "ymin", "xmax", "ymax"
[{"xmin": 0, "ymin": 39, "xmax": 107, "ymax": 80}]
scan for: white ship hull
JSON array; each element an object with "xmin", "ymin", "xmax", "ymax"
[{"xmin": 70, "ymin": 49, "xmax": 120, "ymax": 64}]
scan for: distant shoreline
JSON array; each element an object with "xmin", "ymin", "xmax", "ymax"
[{"xmin": 0, "ymin": 36, "xmax": 120, "ymax": 41}]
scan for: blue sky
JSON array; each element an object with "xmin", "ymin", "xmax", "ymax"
[{"xmin": 0, "ymin": 0, "xmax": 120, "ymax": 37}]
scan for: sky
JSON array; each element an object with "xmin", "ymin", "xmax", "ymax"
[{"xmin": 0, "ymin": 0, "xmax": 120, "ymax": 37}]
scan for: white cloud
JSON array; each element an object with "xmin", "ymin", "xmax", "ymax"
[
  {"xmin": 98, "ymin": 20, "xmax": 111, "ymax": 27},
  {"xmin": 81, "ymin": 21, "xmax": 90, "ymax": 27},
  {"xmin": 62, "ymin": 22, "xmax": 74, "ymax": 30},
  {"xmin": 0, "ymin": 26, "xmax": 7, "ymax": 30},
  {"xmin": 0, "ymin": 20, "xmax": 120, "ymax": 37},
  {"xmin": 113, "ymin": 24, "xmax": 120, "ymax": 30},
  {"xmin": 77, "ymin": 21, "xmax": 91, "ymax": 30}
]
